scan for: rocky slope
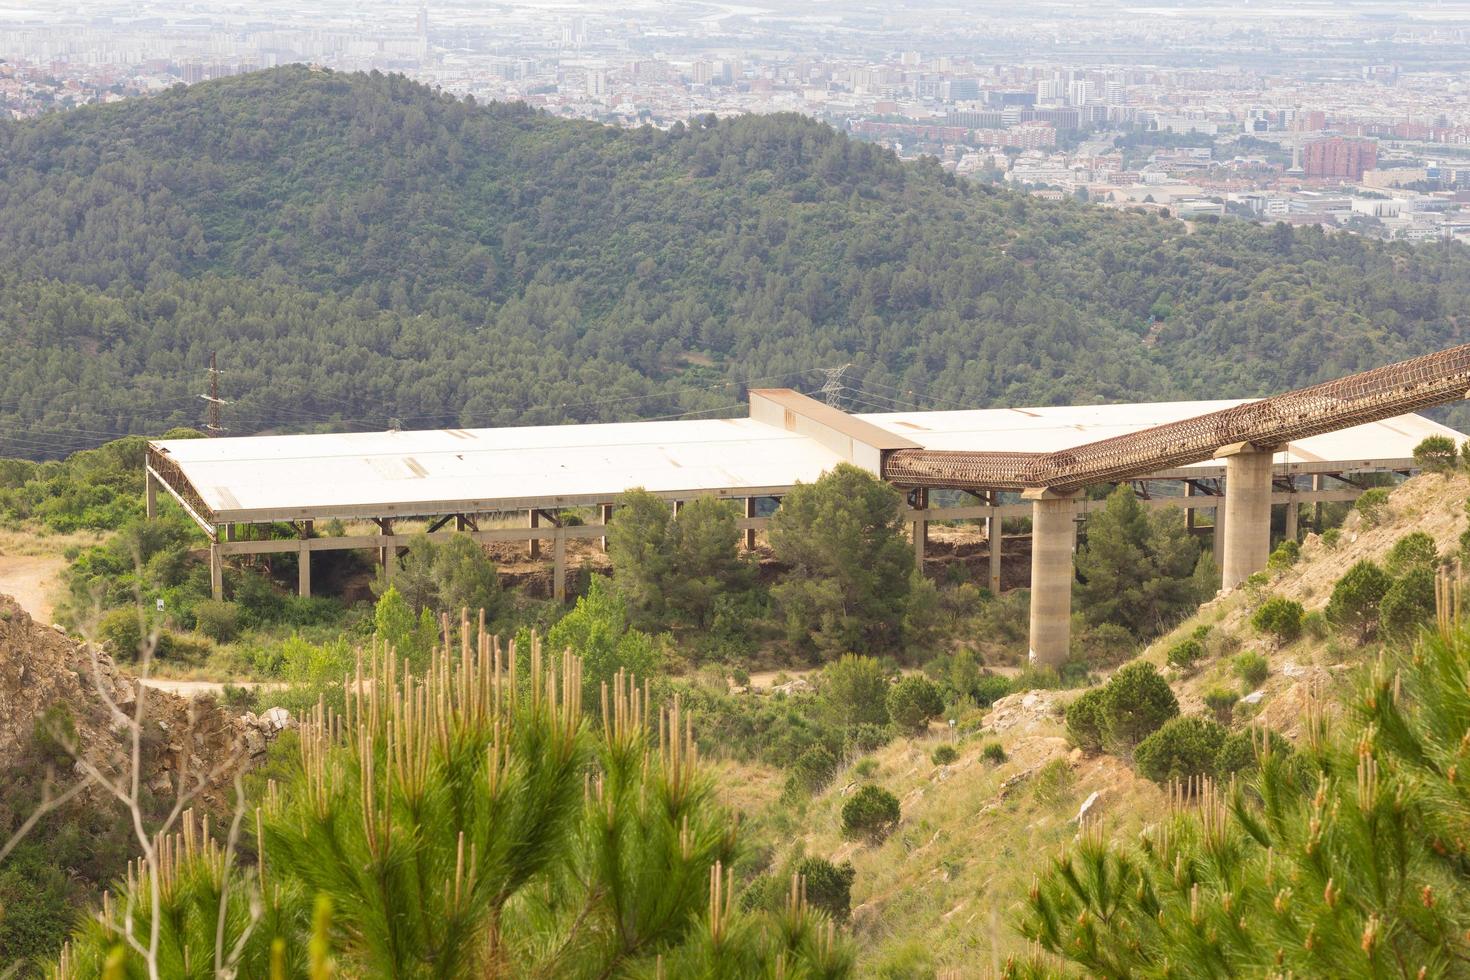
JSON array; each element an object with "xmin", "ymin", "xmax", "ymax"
[{"xmin": 0, "ymin": 595, "xmax": 285, "ymax": 811}]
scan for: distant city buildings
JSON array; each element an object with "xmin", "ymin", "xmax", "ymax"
[{"xmin": 1303, "ymin": 136, "xmax": 1378, "ymax": 181}]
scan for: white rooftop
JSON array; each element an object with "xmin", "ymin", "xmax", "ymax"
[{"xmin": 149, "ymin": 397, "xmax": 1466, "ymax": 525}]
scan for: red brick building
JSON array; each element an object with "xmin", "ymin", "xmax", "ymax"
[{"xmin": 1303, "ymin": 137, "xmax": 1378, "ymax": 181}]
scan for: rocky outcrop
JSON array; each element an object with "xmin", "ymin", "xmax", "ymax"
[{"xmin": 0, "ymin": 595, "xmax": 287, "ymax": 812}]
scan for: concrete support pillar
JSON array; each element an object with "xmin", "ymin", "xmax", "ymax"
[
  {"xmin": 673, "ymin": 500, "xmax": 685, "ymax": 516},
  {"xmin": 1184, "ymin": 482, "xmax": 1195, "ymax": 532},
  {"xmin": 145, "ymin": 469, "xmax": 157, "ymax": 520},
  {"xmin": 209, "ymin": 541, "xmax": 224, "ymax": 601},
  {"xmin": 1026, "ymin": 491, "xmax": 1078, "ymax": 668},
  {"xmin": 298, "ymin": 541, "xmax": 311, "ymax": 598},
  {"xmin": 1284, "ymin": 484, "xmax": 1299, "ymax": 543},
  {"xmin": 1312, "ymin": 474, "xmax": 1324, "ymax": 531},
  {"xmin": 225, "ymin": 523, "xmax": 236, "ymax": 542},
  {"xmin": 600, "ymin": 504, "xmax": 614, "ymax": 552},
  {"xmin": 553, "ymin": 529, "xmax": 567, "ymax": 603},
  {"xmin": 1213, "ymin": 499, "xmax": 1225, "ymax": 570},
  {"xmin": 378, "ymin": 519, "xmax": 394, "ymax": 575},
  {"xmin": 744, "ymin": 497, "xmax": 758, "ymax": 551},
  {"xmin": 987, "ymin": 493, "xmax": 1002, "ymax": 594},
  {"xmin": 528, "ymin": 510, "xmax": 541, "ymax": 559},
  {"xmin": 911, "ymin": 488, "xmax": 928, "ymax": 570},
  {"xmin": 1220, "ymin": 444, "xmax": 1276, "ymax": 590}
]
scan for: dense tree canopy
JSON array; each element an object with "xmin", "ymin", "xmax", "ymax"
[{"xmin": 1, "ymin": 66, "xmax": 1467, "ymax": 460}]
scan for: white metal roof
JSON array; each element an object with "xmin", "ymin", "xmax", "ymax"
[{"xmin": 149, "ymin": 399, "xmax": 1466, "ymax": 525}]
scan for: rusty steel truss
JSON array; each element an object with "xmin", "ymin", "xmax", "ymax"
[{"xmin": 883, "ymin": 343, "xmax": 1470, "ymax": 494}]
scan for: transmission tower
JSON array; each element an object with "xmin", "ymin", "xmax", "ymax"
[
  {"xmin": 819, "ymin": 363, "xmax": 851, "ymax": 408},
  {"xmin": 200, "ymin": 352, "xmax": 229, "ymax": 436}
]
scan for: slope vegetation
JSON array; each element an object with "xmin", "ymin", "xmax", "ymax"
[{"xmin": 1, "ymin": 66, "xmax": 1468, "ymax": 457}]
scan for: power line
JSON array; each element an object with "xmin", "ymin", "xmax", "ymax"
[{"xmin": 200, "ymin": 351, "xmax": 229, "ymax": 436}]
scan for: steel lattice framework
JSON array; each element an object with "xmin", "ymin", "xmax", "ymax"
[{"xmin": 884, "ymin": 343, "xmax": 1470, "ymax": 494}]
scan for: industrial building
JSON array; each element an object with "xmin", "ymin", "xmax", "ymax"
[{"xmin": 147, "ymin": 347, "xmax": 1470, "ymax": 666}]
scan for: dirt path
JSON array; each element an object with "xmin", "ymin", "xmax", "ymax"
[
  {"xmin": 0, "ymin": 553, "xmax": 66, "ymax": 625},
  {"xmin": 140, "ymin": 679, "xmax": 287, "ymax": 698}
]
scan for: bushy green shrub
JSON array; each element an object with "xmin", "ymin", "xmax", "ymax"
[
  {"xmin": 1385, "ymin": 531, "xmax": 1439, "ymax": 577},
  {"xmin": 1032, "ymin": 758, "xmax": 1075, "ymax": 807},
  {"xmin": 931, "ymin": 744, "xmax": 958, "ymax": 766},
  {"xmin": 847, "ymin": 723, "xmax": 891, "ymax": 754},
  {"xmin": 791, "ymin": 744, "xmax": 838, "ymax": 793},
  {"xmin": 1413, "ymin": 435, "xmax": 1459, "ymax": 474},
  {"xmin": 795, "ymin": 857, "xmax": 856, "ymax": 922},
  {"xmin": 841, "ymin": 785, "xmax": 901, "ymax": 842},
  {"xmin": 1354, "ymin": 488, "xmax": 1391, "ymax": 528},
  {"xmin": 1267, "ymin": 539, "xmax": 1300, "ymax": 571},
  {"xmin": 1233, "ymin": 651, "xmax": 1269, "ymax": 691},
  {"xmin": 1326, "ymin": 560, "xmax": 1393, "ymax": 639},
  {"xmin": 1165, "ymin": 638, "xmax": 1204, "ymax": 671},
  {"xmin": 1251, "ymin": 596, "xmax": 1304, "ymax": 644},
  {"xmin": 886, "ymin": 676, "xmax": 943, "ymax": 735},
  {"xmin": 1214, "ymin": 726, "xmax": 1292, "ymax": 777},
  {"xmin": 1322, "ymin": 527, "xmax": 1342, "ymax": 549},
  {"xmin": 972, "ymin": 673, "xmax": 1013, "ymax": 707},
  {"xmin": 1133, "ymin": 716, "xmax": 1227, "ymax": 785},
  {"xmin": 1064, "ymin": 687, "xmax": 1107, "ymax": 754},
  {"xmin": 981, "ymin": 742, "xmax": 1007, "ymax": 764},
  {"xmin": 1381, "ymin": 567, "xmax": 1437, "ymax": 639},
  {"xmin": 820, "ymin": 654, "xmax": 891, "ymax": 728},
  {"xmin": 1302, "ymin": 610, "xmax": 1329, "ymax": 640},
  {"xmin": 1202, "ymin": 688, "xmax": 1239, "ymax": 725},
  {"xmin": 190, "ymin": 598, "xmax": 239, "ymax": 643},
  {"xmin": 1098, "ymin": 661, "xmax": 1179, "ymax": 748}
]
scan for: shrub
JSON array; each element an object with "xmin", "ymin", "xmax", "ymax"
[
  {"xmin": 1354, "ymin": 488, "xmax": 1391, "ymax": 528},
  {"xmin": 1133, "ymin": 716, "xmax": 1227, "ymax": 785},
  {"xmin": 191, "ymin": 598, "xmax": 240, "ymax": 643},
  {"xmin": 820, "ymin": 654, "xmax": 891, "ymax": 728},
  {"xmin": 1322, "ymin": 527, "xmax": 1342, "ymax": 549},
  {"xmin": 1326, "ymin": 560, "xmax": 1393, "ymax": 639},
  {"xmin": 1266, "ymin": 539, "xmax": 1300, "ymax": 571},
  {"xmin": 847, "ymin": 723, "xmax": 891, "ymax": 754},
  {"xmin": 972, "ymin": 673, "xmax": 1012, "ymax": 708},
  {"xmin": 1191, "ymin": 624, "xmax": 1212, "ymax": 641},
  {"xmin": 886, "ymin": 676, "xmax": 944, "ymax": 735},
  {"xmin": 1464, "ymin": 440, "xmax": 1470, "ymax": 468},
  {"xmin": 1413, "ymin": 435, "xmax": 1459, "ymax": 474},
  {"xmin": 1233, "ymin": 651, "xmax": 1269, "ymax": 691},
  {"xmin": 841, "ymin": 785, "xmax": 901, "ymax": 842},
  {"xmin": 1215, "ymin": 726, "xmax": 1292, "ymax": 777},
  {"xmin": 1385, "ymin": 532, "xmax": 1438, "ymax": 576},
  {"xmin": 981, "ymin": 742, "xmax": 1008, "ymax": 764},
  {"xmin": 1302, "ymin": 610, "xmax": 1329, "ymax": 640},
  {"xmin": 1381, "ymin": 567, "xmax": 1437, "ymax": 639},
  {"xmin": 852, "ymin": 757, "xmax": 878, "ymax": 779},
  {"xmin": 795, "ymin": 857, "xmax": 856, "ymax": 922},
  {"xmin": 1251, "ymin": 596, "xmax": 1304, "ymax": 644},
  {"xmin": 931, "ymin": 744, "xmax": 958, "ymax": 766},
  {"xmin": 1032, "ymin": 758, "xmax": 1075, "ymax": 807},
  {"xmin": 790, "ymin": 744, "xmax": 838, "ymax": 793},
  {"xmin": 1202, "ymin": 688, "xmax": 1239, "ymax": 725},
  {"xmin": 1165, "ymin": 638, "xmax": 1204, "ymax": 671},
  {"xmin": 1064, "ymin": 687, "xmax": 1107, "ymax": 754},
  {"xmin": 1098, "ymin": 661, "xmax": 1179, "ymax": 748}
]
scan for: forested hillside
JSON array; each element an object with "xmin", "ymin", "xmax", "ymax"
[{"xmin": 1, "ymin": 66, "xmax": 1467, "ymax": 458}]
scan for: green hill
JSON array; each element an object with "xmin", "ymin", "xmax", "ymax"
[{"xmin": 1, "ymin": 65, "xmax": 1468, "ymax": 458}]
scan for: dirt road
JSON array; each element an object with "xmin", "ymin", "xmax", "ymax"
[
  {"xmin": 0, "ymin": 553, "xmax": 65, "ymax": 625},
  {"xmin": 140, "ymin": 679, "xmax": 287, "ymax": 698}
]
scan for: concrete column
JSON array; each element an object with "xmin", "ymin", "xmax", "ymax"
[
  {"xmin": 298, "ymin": 541, "xmax": 311, "ymax": 598},
  {"xmin": 599, "ymin": 503, "xmax": 614, "ymax": 552},
  {"xmin": 743, "ymin": 497, "xmax": 758, "ymax": 551},
  {"xmin": 1184, "ymin": 482, "xmax": 1195, "ymax": 532},
  {"xmin": 528, "ymin": 510, "xmax": 540, "ymax": 559},
  {"xmin": 1213, "ymin": 499, "xmax": 1225, "ymax": 570},
  {"xmin": 1027, "ymin": 491, "xmax": 1078, "ymax": 668},
  {"xmin": 1284, "ymin": 485, "xmax": 1299, "ymax": 543},
  {"xmin": 1312, "ymin": 473, "xmax": 1324, "ymax": 531},
  {"xmin": 553, "ymin": 528, "xmax": 567, "ymax": 602},
  {"xmin": 209, "ymin": 541, "xmax": 224, "ymax": 601},
  {"xmin": 911, "ymin": 488, "xmax": 928, "ymax": 570},
  {"xmin": 225, "ymin": 523, "xmax": 236, "ymax": 542},
  {"xmin": 673, "ymin": 500, "xmax": 685, "ymax": 516},
  {"xmin": 987, "ymin": 493, "xmax": 1002, "ymax": 594},
  {"xmin": 1220, "ymin": 444, "xmax": 1276, "ymax": 589},
  {"xmin": 145, "ymin": 470, "xmax": 157, "ymax": 520}
]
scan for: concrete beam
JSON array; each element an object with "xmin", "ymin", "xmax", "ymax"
[
  {"xmin": 298, "ymin": 541, "xmax": 311, "ymax": 598},
  {"xmin": 1220, "ymin": 445, "xmax": 1276, "ymax": 589},
  {"xmin": 1027, "ymin": 492, "xmax": 1078, "ymax": 668},
  {"xmin": 209, "ymin": 541, "xmax": 224, "ymax": 601}
]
